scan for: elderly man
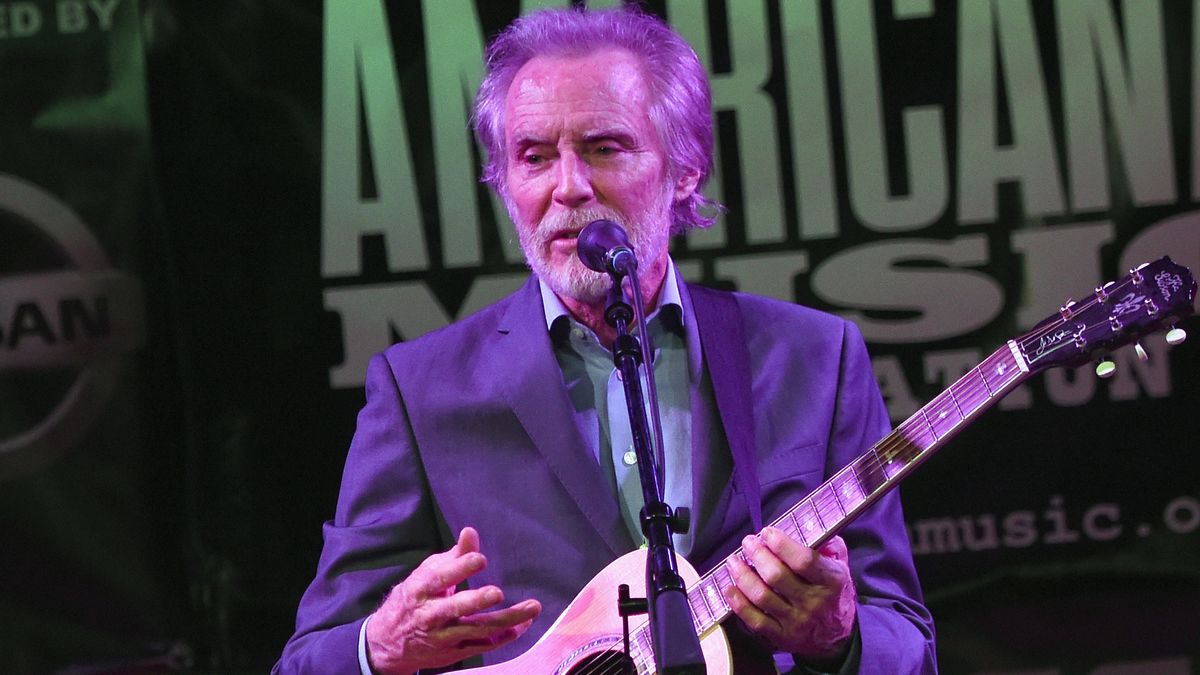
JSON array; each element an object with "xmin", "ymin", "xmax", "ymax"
[{"xmin": 277, "ymin": 7, "xmax": 935, "ymax": 674}]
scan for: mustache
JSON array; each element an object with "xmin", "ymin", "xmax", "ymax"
[{"xmin": 534, "ymin": 209, "xmax": 625, "ymax": 240}]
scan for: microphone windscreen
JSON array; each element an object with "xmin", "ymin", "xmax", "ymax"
[{"xmin": 577, "ymin": 219, "xmax": 632, "ymax": 273}]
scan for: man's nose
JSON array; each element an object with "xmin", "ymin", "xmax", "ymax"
[{"xmin": 552, "ymin": 152, "xmax": 594, "ymax": 208}]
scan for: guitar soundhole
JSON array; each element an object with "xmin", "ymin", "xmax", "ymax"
[{"xmin": 564, "ymin": 649, "xmax": 636, "ymax": 675}]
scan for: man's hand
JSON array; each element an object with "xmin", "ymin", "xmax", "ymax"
[
  {"xmin": 723, "ymin": 527, "xmax": 857, "ymax": 664},
  {"xmin": 365, "ymin": 527, "xmax": 542, "ymax": 674}
]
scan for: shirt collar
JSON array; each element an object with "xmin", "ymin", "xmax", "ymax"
[{"xmin": 540, "ymin": 258, "xmax": 685, "ymax": 333}]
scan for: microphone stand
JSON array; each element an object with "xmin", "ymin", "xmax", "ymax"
[{"xmin": 604, "ymin": 272, "xmax": 706, "ymax": 674}]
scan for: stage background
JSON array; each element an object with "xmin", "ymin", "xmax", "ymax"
[{"xmin": 0, "ymin": 0, "xmax": 1196, "ymax": 673}]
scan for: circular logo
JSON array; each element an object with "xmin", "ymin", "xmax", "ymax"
[{"xmin": 0, "ymin": 174, "xmax": 145, "ymax": 479}]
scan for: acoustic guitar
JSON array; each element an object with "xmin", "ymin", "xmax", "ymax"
[{"xmin": 461, "ymin": 256, "xmax": 1195, "ymax": 675}]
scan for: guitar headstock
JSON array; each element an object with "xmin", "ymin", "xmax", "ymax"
[{"xmin": 1017, "ymin": 256, "xmax": 1196, "ymax": 373}]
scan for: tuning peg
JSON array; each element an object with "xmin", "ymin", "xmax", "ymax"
[
  {"xmin": 1095, "ymin": 359, "xmax": 1117, "ymax": 378},
  {"xmin": 1134, "ymin": 342, "xmax": 1149, "ymax": 361},
  {"xmin": 1166, "ymin": 327, "xmax": 1187, "ymax": 345}
]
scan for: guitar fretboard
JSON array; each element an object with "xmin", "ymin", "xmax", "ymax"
[{"xmin": 632, "ymin": 341, "xmax": 1030, "ymax": 656}]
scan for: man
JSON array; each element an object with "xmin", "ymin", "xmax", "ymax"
[{"xmin": 278, "ymin": 7, "xmax": 935, "ymax": 674}]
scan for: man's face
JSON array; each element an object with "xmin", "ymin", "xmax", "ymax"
[{"xmin": 502, "ymin": 48, "xmax": 683, "ymax": 304}]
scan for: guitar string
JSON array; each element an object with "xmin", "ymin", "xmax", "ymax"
[
  {"xmin": 682, "ymin": 352, "xmax": 1012, "ymax": 632},
  {"xmin": 790, "ymin": 274, "xmax": 1151, "ymax": 542},
  {"xmin": 569, "ymin": 647, "xmax": 614, "ymax": 675},
  {"xmin": 589, "ymin": 276, "xmax": 1152, "ymax": 668},
  {"xmin": 471, "ymin": 277, "xmax": 1160, "ymax": 675},
  {"xmin": 833, "ymin": 281, "xmax": 1142, "ymax": 536},
  {"xmin": 602, "ymin": 329, "xmax": 1081, "ymax": 666},
  {"xmin": 573, "ymin": 648, "xmax": 625, "ymax": 675},
  {"xmin": 688, "ymin": 347, "xmax": 1014, "ymax": 613}
]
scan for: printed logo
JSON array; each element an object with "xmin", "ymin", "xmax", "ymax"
[
  {"xmin": 0, "ymin": 174, "xmax": 145, "ymax": 479},
  {"xmin": 1111, "ymin": 292, "xmax": 1148, "ymax": 318},
  {"xmin": 1155, "ymin": 271, "xmax": 1183, "ymax": 301},
  {"xmin": 1035, "ymin": 329, "xmax": 1072, "ymax": 357}
]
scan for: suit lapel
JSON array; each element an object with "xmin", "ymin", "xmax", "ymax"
[
  {"xmin": 688, "ymin": 285, "xmax": 764, "ymax": 541},
  {"xmin": 493, "ymin": 278, "xmax": 635, "ymax": 557}
]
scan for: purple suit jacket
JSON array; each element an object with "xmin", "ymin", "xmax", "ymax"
[{"xmin": 276, "ymin": 277, "xmax": 936, "ymax": 673}]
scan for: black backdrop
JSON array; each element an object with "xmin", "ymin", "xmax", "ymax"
[{"xmin": 1, "ymin": 0, "xmax": 1197, "ymax": 673}]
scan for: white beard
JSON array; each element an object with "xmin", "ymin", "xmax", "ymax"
[{"xmin": 512, "ymin": 195, "xmax": 673, "ymax": 306}]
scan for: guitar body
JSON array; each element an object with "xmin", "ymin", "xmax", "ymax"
[{"xmin": 461, "ymin": 548, "xmax": 732, "ymax": 674}]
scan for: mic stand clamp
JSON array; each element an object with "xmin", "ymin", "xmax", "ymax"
[
  {"xmin": 604, "ymin": 283, "xmax": 707, "ymax": 674},
  {"xmin": 618, "ymin": 584, "xmax": 647, "ymax": 675}
]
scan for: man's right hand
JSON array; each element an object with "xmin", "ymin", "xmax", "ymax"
[{"xmin": 364, "ymin": 527, "xmax": 542, "ymax": 674}]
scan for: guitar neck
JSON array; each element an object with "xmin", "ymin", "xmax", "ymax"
[{"xmin": 676, "ymin": 341, "xmax": 1032, "ymax": 637}]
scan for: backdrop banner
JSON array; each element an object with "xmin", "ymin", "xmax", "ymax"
[
  {"xmin": 4, "ymin": 0, "xmax": 1197, "ymax": 672},
  {"xmin": 0, "ymin": 0, "xmax": 185, "ymax": 672},
  {"xmin": 313, "ymin": 3, "xmax": 1200, "ymax": 671}
]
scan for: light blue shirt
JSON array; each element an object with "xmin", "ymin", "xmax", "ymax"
[{"xmin": 541, "ymin": 261, "xmax": 696, "ymax": 555}]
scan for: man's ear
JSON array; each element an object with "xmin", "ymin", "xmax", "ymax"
[{"xmin": 673, "ymin": 168, "xmax": 701, "ymax": 202}]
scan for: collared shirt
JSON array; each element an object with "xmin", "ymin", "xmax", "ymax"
[{"xmin": 540, "ymin": 260, "xmax": 697, "ymax": 555}]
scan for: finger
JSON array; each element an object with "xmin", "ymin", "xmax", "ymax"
[
  {"xmin": 743, "ymin": 532, "xmax": 807, "ymax": 600},
  {"xmin": 727, "ymin": 544, "xmax": 793, "ymax": 620},
  {"xmin": 757, "ymin": 527, "xmax": 843, "ymax": 589},
  {"xmin": 434, "ymin": 600, "xmax": 541, "ymax": 651},
  {"xmin": 760, "ymin": 527, "xmax": 817, "ymax": 572},
  {"xmin": 422, "ymin": 527, "xmax": 485, "ymax": 599},
  {"xmin": 721, "ymin": 561, "xmax": 783, "ymax": 643},
  {"xmin": 817, "ymin": 534, "xmax": 849, "ymax": 563},
  {"xmin": 453, "ymin": 615, "xmax": 538, "ymax": 653},
  {"xmin": 451, "ymin": 598, "xmax": 542, "ymax": 633},
  {"xmin": 426, "ymin": 585, "xmax": 507, "ymax": 625},
  {"xmin": 815, "ymin": 536, "xmax": 857, "ymax": 601},
  {"xmin": 794, "ymin": 539, "xmax": 852, "ymax": 591},
  {"xmin": 455, "ymin": 526, "xmax": 481, "ymax": 556},
  {"xmin": 409, "ymin": 548, "xmax": 487, "ymax": 599},
  {"xmin": 762, "ymin": 526, "xmax": 831, "ymax": 589}
]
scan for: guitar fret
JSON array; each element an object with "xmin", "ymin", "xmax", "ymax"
[
  {"xmin": 927, "ymin": 391, "xmax": 964, "ymax": 437},
  {"xmin": 894, "ymin": 421, "xmax": 935, "ymax": 460},
  {"xmin": 918, "ymin": 407, "xmax": 940, "ymax": 441},
  {"xmin": 829, "ymin": 480, "xmax": 846, "ymax": 513},
  {"xmin": 787, "ymin": 510, "xmax": 807, "ymax": 546},
  {"xmin": 987, "ymin": 348, "xmax": 1021, "ymax": 391},
  {"xmin": 793, "ymin": 499, "xmax": 823, "ymax": 544},
  {"xmin": 853, "ymin": 450, "xmax": 890, "ymax": 493},
  {"xmin": 693, "ymin": 581, "xmax": 715, "ymax": 627},
  {"xmin": 813, "ymin": 488, "xmax": 843, "ymax": 527},
  {"xmin": 947, "ymin": 388, "xmax": 965, "ymax": 418},
  {"xmin": 956, "ymin": 369, "xmax": 990, "ymax": 413},
  {"xmin": 627, "ymin": 629, "xmax": 644, "ymax": 672},
  {"xmin": 687, "ymin": 587, "xmax": 708, "ymax": 630},
  {"xmin": 776, "ymin": 511, "xmax": 796, "ymax": 539},
  {"xmin": 705, "ymin": 572, "xmax": 729, "ymax": 614},
  {"xmin": 691, "ymin": 590, "xmax": 707, "ymax": 632},
  {"xmin": 978, "ymin": 366, "xmax": 994, "ymax": 396},
  {"xmin": 634, "ymin": 629, "xmax": 653, "ymax": 673},
  {"xmin": 831, "ymin": 469, "xmax": 866, "ymax": 513},
  {"xmin": 715, "ymin": 562, "xmax": 735, "ymax": 598}
]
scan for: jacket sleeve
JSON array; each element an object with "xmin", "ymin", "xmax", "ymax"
[
  {"xmin": 802, "ymin": 319, "xmax": 937, "ymax": 674},
  {"xmin": 274, "ymin": 353, "xmax": 445, "ymax": 674}
]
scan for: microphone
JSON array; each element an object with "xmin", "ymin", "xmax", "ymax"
[{"xmin": 578, "ymin": 219, "xmax": 638, "ymax": 276}]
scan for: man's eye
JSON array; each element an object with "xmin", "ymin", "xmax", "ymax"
[
  {"xmin": 594, "ymin": 145, "xmax": 616, "ymax": 156},
  {"xmin": 522, "ymin": 153, "xmax": 544, "ymax": 165}
]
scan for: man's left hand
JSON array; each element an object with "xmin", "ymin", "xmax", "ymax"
[{"xmin": 723, "ymin": 527, "xmax": 857, "ymax": 663}]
